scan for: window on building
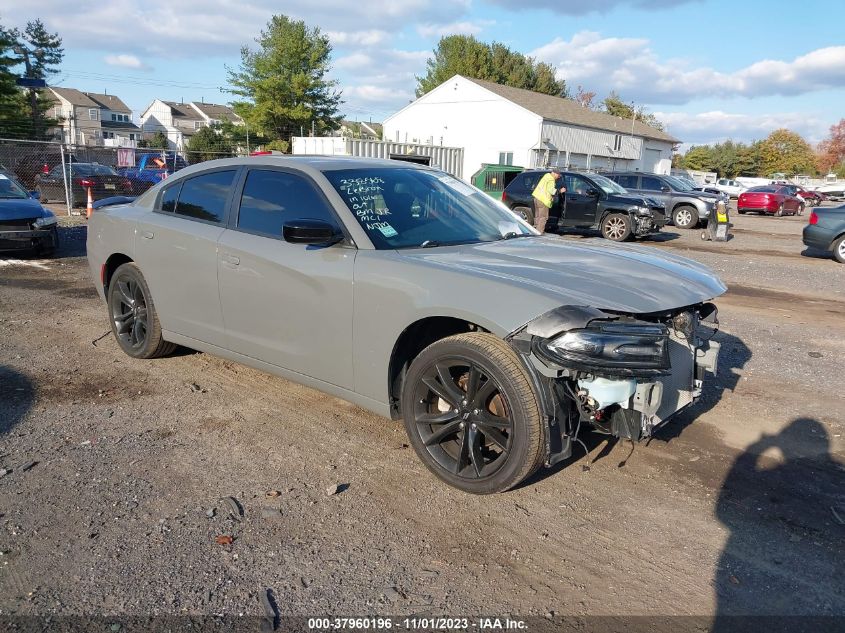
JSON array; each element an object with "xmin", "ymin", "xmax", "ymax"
[
  {"xmin": 103, "ymin": 132, "xmax": 114, "ymax": 139},
  {"xmin": 194, "ymin": 121, "xmax": 205, "ymax": 130},
  {"xmin": 129, "ymin": 133, "xmax": 136, "ymax": 141},
  {"xmin": 498, "ymin": 152, "xmax": 514, "ymax": 165},
  {"xmin": 613, "ymin": 135, "xmax": 622, "ymax": 151},
  {"xmin": 88, "ymin": 109, "xmax": 99, "ymax": 120},
  {"xmin": 236, "ymin": 170, "xmax": 337, "ymax": 237},
  {"xmin": 173, "ymin": 170, "xmax": 237, "ymax": 223}
]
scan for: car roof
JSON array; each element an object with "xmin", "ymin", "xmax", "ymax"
[{"xmin": 171, "ymin": 155, "xmax": 437, "ymax": 174}]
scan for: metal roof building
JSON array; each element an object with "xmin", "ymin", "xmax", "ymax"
[{"xmin": 383, "ymin": 75, "xmax": 680, "ymax": 180}]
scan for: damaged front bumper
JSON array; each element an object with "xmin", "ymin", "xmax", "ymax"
[{"xmin": 507, "ymin": 304, "xmax": 720, "ymax": 466}]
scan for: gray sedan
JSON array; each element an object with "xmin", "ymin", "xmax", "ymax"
[{"xmin": 87, "ymin": 156, "xmax": 726, "ymax": 494}]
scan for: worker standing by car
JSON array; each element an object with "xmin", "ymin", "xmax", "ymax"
[{"xmin": 531, "ymin": 166, "xmax": 566, "ymax": 232}]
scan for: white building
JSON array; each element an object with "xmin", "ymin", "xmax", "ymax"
[
  {"xmin": 47, "ymin": 88, "xmax": 140, "ymax": 147},
  {"xmin": 139, "ymin": 100, "xmax": 242, "ymax": 150},
  {"xmin": 383, "ymin": 75, "xmax": 680, "ymax": 180}
]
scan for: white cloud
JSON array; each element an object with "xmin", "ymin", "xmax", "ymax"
[
  {"xmin": 654, "ymin": 110, "xmax": 829, "ymax": 146},
  {"xmin": 104, "ymin": 54, "xmax": 150, "ymax": 71},
  {"xmin": 327, "ymin": 30, "xmax": 390, "ymax": 47},
  {"xmin": 532, "ymin": 32, "xmax": 845, "ymax": 105},
  {"xmin": 416, "ymin": 20, "xmax": 494, "ymax": 38},
  {"xmin": 338, "ymin": 49, "xmax": 429, "ymax": 115},
  {"xmin": 484, "ymin": 0, "xmax": 696, "ymax": 15}
]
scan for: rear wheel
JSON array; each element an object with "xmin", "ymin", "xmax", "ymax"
[
  {"xmin": 107, "ymin": 263, "xmax": 176, "ymax": 359},
  {"xmin": 797, "ymin": 202, "xmax": 805, "ymax": 216},
  {"xmin": 833, "ymin": 235, "xmax": 845, "ymax": 264},
  {"xmin": 601, "ymin": 213, "xmax": 632, "ymax": 241},
  {"xmin": 513, "ymin": 205, "xmax": 534, "ymax": 225},
  {"xmin": 401, "ymin": 332, "xmax": 546, "ymax": 494},
  {"xmin": 673, "ymin": 206, "xmax": 699, "ymax": 229}
]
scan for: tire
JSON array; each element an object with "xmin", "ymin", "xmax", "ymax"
[
  {"xmin": 107, "ymin": 263, "xmax": 176, "ymax": 359},
  {"xmin": 833, "ymin": 235, "xmax": 845, "ymax": 264},
  {"xmin": 673, "ymin": 206, "xmax": 699, "ymax": 229},
  {"xmin": 600, "ymin": 213, "xmax": 632, "ymax": 241},
  {"xmin": 737, "ymin": 209, "xmax": 746, "ymax": 215},
  {"xmin": 775, "ymin": 204, "xmax": 784, "ymax": 217},
  {"xmin": 401, "ymin": 332, "xmax": 546, "ymax": 494},
  {"xmin": 40, "ymin": 227, "xmax": 59, "ymax": 257},
  {"xmin": 798, "ymin": 202, "xmax": 805, "ymax": 216},
  {"xmin": 513, "ymin": 205, "xmax": 534, "ymax": 226}
]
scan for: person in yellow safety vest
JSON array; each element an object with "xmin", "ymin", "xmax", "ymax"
[{"xmin": 531, "ymin": 167, "xmax": 566, "ymax": 233}]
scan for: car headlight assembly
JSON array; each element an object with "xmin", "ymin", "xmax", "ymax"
[
  {"xmin": 537, "ymin": 322, "xmax": 671, "ymax": 375},
  {"xmin": 33, "ymin": 215, "xmax": 57, "ymax": 228},
  {"xmin": 636, "ymin": 206, "xmax": 652, "ymax": 215}
]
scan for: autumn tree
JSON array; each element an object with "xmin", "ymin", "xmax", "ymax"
[
  {"xmin": 227, "ymin": 15, "xmax": 342, "ymax": 146},
  {"xmin": 416, "ymin": 35, "xmax": 567, "ymax": 97},
  {"xmin": 759, "ymin": 128, "xmax": 816, "ymax": 176},
  {"xmin": 817, "ymin": 119, "xmax": 845, "ymax": 174},
  {"xmin": 573, "ymin": 85, "xmax": 596, "ymax": 109}
]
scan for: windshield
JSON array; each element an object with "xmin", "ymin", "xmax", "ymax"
[
  {"xmin": 664, "ymin": 175, "xmax": 694, "ymax": 191},
  {"xmin": 324, "ymin": 168, "xmax": 538, "ymax": 249},
  {"xmin": 0, "ymin": 172, "xmax": 29, "ymax": 199},
  {"xmin": 589, "ymin": 173, "xmax": 628, "ymax": 195}
]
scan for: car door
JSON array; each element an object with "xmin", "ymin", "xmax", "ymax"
[
  {"xmin": 217, "ymin": 167, "xmax": 355, "ymax": 389},
  {"xmin": 561, "ymin": 174, "xmax": 599, "ymax": 226},
  {"xmin": 134, "ymin": 168, "xmax": 238, "ymax": 347},
  {"xmin": 640, "ymin": 175, "xmax": 671, "ymax": 208}
]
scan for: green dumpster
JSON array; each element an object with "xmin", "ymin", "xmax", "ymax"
[{"xmin": 471, "ymin": 163, "xmax": 524, "ymax": 199}]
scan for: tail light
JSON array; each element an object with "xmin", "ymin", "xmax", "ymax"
[
  {"xmin": 42, "ymin": 163, "xmax": 49, "ymax": 174},
  {"xmin": 809, "ymin": 211, "xmax": 818, "ymax": 225},
  {"xmin": 122, "ymin": 178, "xmax": 133, "ymax": 190},
  {"xmin": 78, "ymin": 178, "xmax": 95, "ymax": 188},
  {"xmin": 501, "ymin": 191, "xmax": 508, "ymax": 203}
]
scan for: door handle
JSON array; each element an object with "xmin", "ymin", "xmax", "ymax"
[
  {"xmin": 141, "ymin": 231, "xmax": 154, "ymax": 239},
  {"xmin": 221, "ymin": 254, "xmax": 240, "ymax": 265}
]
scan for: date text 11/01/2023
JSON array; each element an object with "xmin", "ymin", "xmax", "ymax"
[{"xmin": 307, "ymin": 617, "xmax": 528, "ymax": 630}]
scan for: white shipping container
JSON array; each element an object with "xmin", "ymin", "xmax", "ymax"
[{"xmin": 292, "ymin": 137, "xmax": 465, "ymax": 179}]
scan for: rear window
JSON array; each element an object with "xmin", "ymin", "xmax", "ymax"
[
  {"xmin": 68, "ymin": 164, "xmax": 118, "ymax": 176},
  {"xmin": 160, "ymin": 170, "xmax": 236, "ymax": 223},
  {"xmin": 640, "ymin": 176, "xmax": 663, "ymax": 191}
]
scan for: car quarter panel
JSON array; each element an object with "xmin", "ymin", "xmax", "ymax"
[{"xmin": 86, "ymin": 205, "xmax": 143, "ymax": 301}]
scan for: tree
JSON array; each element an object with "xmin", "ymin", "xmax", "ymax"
[
  {"xmin": 573, "ymin": 85, "xmax": 596, "ymax": 109},
  {"xmin": 602, "ymin": 91, "xmax": 665, "ymax": 132},
  {"xmin": 146, "ymin": 131, "xmax": 169, "ymax": 149},
  {"xmin": 185, "ymin": 124, "xmax": 234, "ymax": 163},
  {"xmin": 416, "ymin": 35, "xmax": 567, "ymax": 97},
  {"xmin": 227, "ymin": 15, "xmax": 342, "ymax": 146},
  {"xmin": 0, "ymin": 24, "xmax": 25, "ymax": 138},
  {"xmin": 759, "ymin": 128, "xmax": 817, "ymax": 176},
  {"xmin": 7, "ymin": 19, "xmax": 63, "ymax": 139},
  {"xmin": 817, "ymin": 119, "xmax": 845, "ymax": 174},
  {"xmin": 680, "ymin": 146, "xmax": 714, "ymax": 172}
]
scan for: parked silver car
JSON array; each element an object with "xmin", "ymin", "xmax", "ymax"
[{"xmin": 87, "ymin": 157, "xmax": 726, "ymax": 494}]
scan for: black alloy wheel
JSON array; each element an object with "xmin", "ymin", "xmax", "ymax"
[
  {"xmin": 401, "ymin": 332, "xmax": 545, "ymax": 494},
  {"xmin": 107, "ymin": 263, "xmax": 175, "ymax": 359}
]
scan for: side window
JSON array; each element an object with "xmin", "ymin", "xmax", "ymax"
[
  {"xmin": 173, "ymin": 170, "xmax": 236, "ymax": 223},
  {"xmin": 523, "ymin": 174, "xmax": 540, "ymax": 190},
  {"xmin": 237, "ymin": 169, "xmax": 336, "ymax": 237},
  {"xmin": 641, "ymin": 176, "xmax": 663, "ymax": 191},
  {"xmin": 564, "ymin": 175, "xmax": 590, "ymax": 195},
  {"xmin": 160, "ymin": 182, "xmax": 182, "ymax": 213},
  {"xmin": 615, "ymin": 174, "xmax": 638, "ymax": 189}
]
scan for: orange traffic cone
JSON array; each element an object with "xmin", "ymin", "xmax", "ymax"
[{"xmin": 86, "ymin": 187, "xmax": 94, "ymax": 219}]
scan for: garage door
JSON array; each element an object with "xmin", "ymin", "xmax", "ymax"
[
  {"xmin": 568, "ymin": 153, "xmax": 588, "ymax": 169},
  {"xmin": 644, "ymin": 149, "xmax": 662, "ymax": 172}
]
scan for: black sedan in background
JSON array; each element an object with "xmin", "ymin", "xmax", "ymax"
[
  {"xmin": 35, "ymin": 163, "xmax": 151, "ymax": 207},
  {"xmin": 803, "ymin": 206, "xmax": 845, "ymax": 263},
  {"xmin": 0, "ymin": 170, "xmax": 58, "ymax": 255}
]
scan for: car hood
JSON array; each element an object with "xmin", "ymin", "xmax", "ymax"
[
  {"xmin": 0, "ymin": 197, "xmax": 50, "ymax": 220},
  {"xmin": 398, "ymin": 237, "xmax": 726, "ymax": 315},
  {"xmin": 689, "ymin": 190, "xmax": 720, "ymax": 202},
  {"xmin": 607, "ymin": 193, "xmax": 662, "ymax": 208}
]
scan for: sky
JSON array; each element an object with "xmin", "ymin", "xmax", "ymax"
[{"xmin": 1, "ymin": 0, "xmax": 844, "ymax": 148}]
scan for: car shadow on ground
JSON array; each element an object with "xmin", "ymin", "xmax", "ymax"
[
  {"xmin": 711, "ymin": 416, "xmax": 845, "ymax": 625},
  {"xmin": 520, "ymin": 329, "xmax": 751, "ymax": 486},
  {"xmin": 0, "ymin": 365, "xmax": 34, "ymax": 436},
  {"xmin": 800, "ymin": 247, "xmax": 835, "ymax": 262},
  {"xmin": 550, "ymin": 228, "xmax": 683, "ymax": 243}
]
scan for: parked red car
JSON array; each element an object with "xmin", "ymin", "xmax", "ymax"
[
  {"xmin": 788, "ymin": 185, "xmax": 823, "ymax": 207},
  {"xmin": 737, "ymin": 186, "xmax": 803, "ymax": 216}
]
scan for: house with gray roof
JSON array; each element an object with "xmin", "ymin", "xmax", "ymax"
[
  {"xmin": 139, "ymin": 99, "xmax": 242, "ymax": 150},
  {"xmin": 47, "ymin": 87, "xmax": 140, "ymax": 147},
  {"xmin": 383, "ymin": 74, "xmax": 680, "ymax": 179}
]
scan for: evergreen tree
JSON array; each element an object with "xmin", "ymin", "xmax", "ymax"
[{"xmin": 227, "ymin": 15, "xmax": 342, "ymax": 146}]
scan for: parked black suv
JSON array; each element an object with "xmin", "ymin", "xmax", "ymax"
[
  {"xmin": 501, "ymin": 169, "xmax": 667, "ymax": 241},
  {"xmin": 601, "ymin": 171, "xmax": 720, "ymax": 229}
]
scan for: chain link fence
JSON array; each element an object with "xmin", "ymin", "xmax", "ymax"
[{"xmin": 0, "ymin": 138, "xmax": 240, "ymax": 215}]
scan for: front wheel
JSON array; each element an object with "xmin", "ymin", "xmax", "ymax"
[
  {"xmin": 601, "ymin": 213, "xmax": 632, "ymax": 241},
  {"xmin": 798, "ymin": 202, "xmax": 805, "ymax": 216},
  {"xmin": 775, "ymin": 204, "xmax": 784, "ymax": 217},
  {"xmin": 401, "ymin": 332, "xmax": 546, "ymax": 494},
  {"xmin": 107, "ymin": 263, "xmax": 176, "ymax": 359},
  {"xmin": 673, "ymin": 206, "xmax": 699, "ymax": 229},
  {"xmin": 512, "ymin": 205, "xmax": 534, "ymax": 226}
]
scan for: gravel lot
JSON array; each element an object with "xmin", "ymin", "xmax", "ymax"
[{"xmin": 1, "ymin": 205, "xmax": 843, "ymax": 625}]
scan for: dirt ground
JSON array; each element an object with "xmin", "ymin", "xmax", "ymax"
[{"xmin": 0, "ymin": 207, "xmax": 843, "ymax": 625}]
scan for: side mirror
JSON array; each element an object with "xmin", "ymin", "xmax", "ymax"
[
  {"xmin": 586, "ymin": 187, "xmax": 600, "ymax": 197},
  {"xmin": 283, "ymin": 219, "xmax": 343, "ymax": 245},
  {"xmin": 661, "ymin": 186, "xmax": 671, "ymax": 193}
]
